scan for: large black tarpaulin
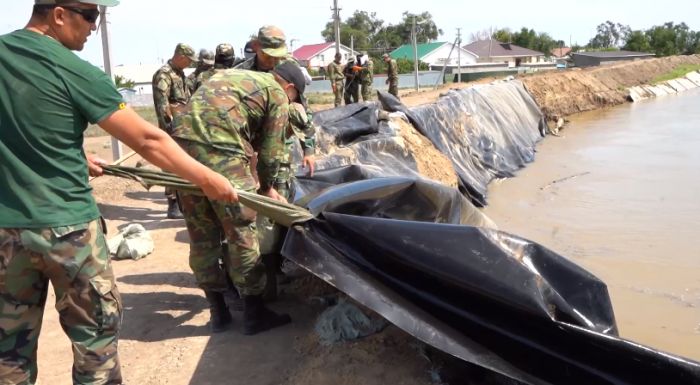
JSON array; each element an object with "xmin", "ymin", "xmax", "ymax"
[
  {"xmin": 281, "ymin": 178, "xmax": 700, "ymax": 385},
  {"xmin": 377, "ymin": 82, "xmax": 546, "ymax": 206}
]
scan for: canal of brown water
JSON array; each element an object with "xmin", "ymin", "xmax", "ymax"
[{"xmin": 483, "ymin": 89, "xmax": 700, "ymax": 361}]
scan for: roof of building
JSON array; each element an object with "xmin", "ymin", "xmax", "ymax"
[
  {"xmin": 462, "ymin": 39, "xmax": 544, "ymax": 58},
  {"xmin": 390, "ymin": 42, "xmax": 446, "ymax": 60},
  {"xmin": 551, "ymin": 47, "xmax": 572, "ymax": 58},
  {"xmin": 292, "ymin": 43, "xmax": 357, "ymax": 61},
  {"xmin": 293, "ymin": 43, "xmax": 334, "ymax": 61},
  {"xmin": 572, "ymin": 50, "xmax": 655, "ymax": 58}
]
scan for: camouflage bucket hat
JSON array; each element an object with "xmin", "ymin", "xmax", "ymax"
[
  {"xmin": 257, "ymin": 25, "xmax": 288, "ymax": 58},
  {"xmin": 175, "ymin": 43, "xmax": 198, "ymax": 61},
  {"xmin": 35, "ymin": 0, "xmax": 120, "ymax": 5},
  {"xmin": 199, "ymin": 49, "xmax": 214, "ymax": 65},
  {"xmin": 216, "ymin": 43, "xmax": 235, "ymax": 60}
]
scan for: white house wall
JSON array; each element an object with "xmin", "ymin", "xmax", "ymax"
[
  {"xmin": 422, "ymin": 45, "xmax": 477, "ymax": 67},
  {"xmin": 307, "ymin": 46, "xmax": 356, "ymax": 70}
]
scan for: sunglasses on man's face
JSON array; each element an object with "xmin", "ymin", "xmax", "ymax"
[{"xmin": 61, "ymin": 6, "xmax": 100, "ymax": 24}]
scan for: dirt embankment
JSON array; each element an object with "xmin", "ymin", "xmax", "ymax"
[{"xmin": 520, "ymin": 55, "xmax": 700, "ymax": 119}]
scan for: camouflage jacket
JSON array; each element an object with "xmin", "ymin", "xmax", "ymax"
[
  {"xmin": 186, "ymin": 64, "xmax": 213, "ymax": 94},
  {"xmin": 387, "ymin": 59, "xmax": 399, "ymax": 82},
  {"xmin": 236, "ymin": 57, "xmax": 316, "ymax": 156},
  {"xmin": 287, "ymin": 102, "xmax": 315, "ymax": 158},
  {"xmin": 171, "ymin": 70, "xmax": 288, "ymax": 191},
  {"xmin": 152, "ymin": 60, "xmax": 191, "ymax": 130},
  {"xmin": 360, "ymin": 59, "xmax": 374, "ymax": 84},
  {"xmin": 188, "ymin": 64, "xmax": 230, "ymax": 94},
  {"xmin": 327, "ymin": 61, "xmax": 345, "ymax": 82}
]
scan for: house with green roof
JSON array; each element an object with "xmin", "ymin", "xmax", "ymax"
[{"xmin": 390, "ymin": 41, "xmax": 477, "ymax": 68}]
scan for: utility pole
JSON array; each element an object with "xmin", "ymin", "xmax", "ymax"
[
  {"xmin": 350, "ymin": 35, "xmax": 354, "ymax": 55},
  {"xmin": 331, "ymin": 0, "xmax": 341, "ymax": 53},
  {"xmin": 412, "ymin": 16, "xmax": 419, "ymax": 91},
  {"xmin": 457, "ymin": 28, "xmax": 462, "ymax": 83},
  {"xmin": 488, "ymin": 26, "xmax": 493, "ymax": 63},
  {"xmin": 99, "ymin": 5, "xmax": 122, "ymax": 161}
]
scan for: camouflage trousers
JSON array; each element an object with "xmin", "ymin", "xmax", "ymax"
[
  {"xmin": 332, "ymin": 80, "xmax": 344, "ymax": 107},
  {"xmin": 273, "ymin": 163, "xmax": 294, "ymax": 201},
  {"xmin": 344, "ymin": 82, "xmax": 359, "ymax": 105},
  {"xmin": 0, "ymin": 220, "xmax": 122, "ymax": 385},
  {"xmin": 388, "ymin": 81, "xmax": 399, "ymax": 98},
  {"xmin": 176, "ymin": 140, "xmax": 265, "ymax": 296},
  {"xmin": 361, "ymin": 82, "xmax": 373, "ymax": 101}
]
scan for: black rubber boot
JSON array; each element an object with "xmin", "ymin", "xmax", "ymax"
[
  {"xmin": 242, "ymin": 295, "xmax": 291, "ymax": 335},
  {"xmin": 204, "ymin": 291, "xmax": 233, "ymax": 333},
  {"xmin": 225, "ymin": 281, "xmax": 244, "ymax": 312},
  {"xmin": 167, "ymin": 197, "xmax": 184, "ymax": 219}
]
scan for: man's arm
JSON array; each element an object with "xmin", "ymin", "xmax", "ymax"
[
  {"xmin": 97, "ymin": 107, "xmax": 237, "ymax": 202},
  {"xmin": 257, "ymin": 88, "xmax": 290, "ymax": 202}
]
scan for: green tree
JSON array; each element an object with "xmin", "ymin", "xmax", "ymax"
[
  {"xmin": 588, "ymin": 21, "xmax": 631, "ymax": 49},
  {"xmin": 646, "ymin": 22, "xmax": 682, "ymax": 56},
  {"xmin": 114, "ymin": 75, "xmax": 135, "ymax": 89},
  {"xmin": 320, "ymin": 11, "xmax": 442, "ymax": 54},
  {"xmin": 321, "ymin": 11, "xmax": 384, "ymax": 51},
  {"xmin": 623, "ymin": 30, "xmax": 652, "ymax": 52},
  {"xmin": 492, "ymin": 28, "xmax": 512, "ymax": 43}
]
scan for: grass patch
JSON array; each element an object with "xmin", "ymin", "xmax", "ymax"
[
  {"xmin": 305, "ymin": 92, "xmax": 335, "ymax": 105},
  {"xmin": 84, "ymin": 106, "xmax": 158, "ymax": 137},
  {"xmin": 652, "ymin": 64, "xmax": 700, "ymax": 84}
]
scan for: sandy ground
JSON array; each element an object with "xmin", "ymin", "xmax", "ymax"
[{"xmin": 34, "ymin": 57, "xmax": 700, "ymax": 384}]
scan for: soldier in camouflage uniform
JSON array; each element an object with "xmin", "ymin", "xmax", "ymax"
[
  {"xmin": 383, "ymin": 53, "xmax": 399, "ymax": 98},
  {"xmin": 190, "ymin": 43, "xmax": 236, "ymax": 93},
  {"xmin": 186, "ymin": 48, "xmax": 214, "ymax": 94},
  {"xmin": 359, "ymin": 52, "xmax": 374, "ymax": 101},
  {"xmin": 0, "ymin": 1, "xmax": 237, "ymax": 383},
  {"xmin": 171, "ymin": 61, "xmax": 308, "ymax": 335},
  {"xmin": 327, "ymin": 52, "xmax": 344, "ymax": 107},
  {"xmin": 343, "ymin": 57, "xmax": 361, "ymax": 104},
  {"xmin": 152, "ymin": 43, "xmax": 197, "ymax": 219},
  {"xmin": 234, "ymin": 25, "xmax": 288, "ymax": 72}
]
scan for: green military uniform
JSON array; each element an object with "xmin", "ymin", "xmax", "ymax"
[
  {"xmin": 187, "ymin": 49, "xmax": 214, "ymax": 94},
  {"xmin": 360, "ymin": 56, "xmax": 374, "ymax": 101},
  {"xmin": 343, "ymin": 59, "xmax": 361, "ymax": 105},
  {"xmin": 190, "ymin": 44, "xmax": 236, "ymax": 93},
  {"xmin": 171, "ymin": 69, "xmax": 288, "ymax": 296},
  {"xmin": 0, "ymin": 28, "xmax": 123, "ymax": 384},
  {"xmin": 152, "ymin": 59, "xmax": 192, "ymax": 132},
  {"xmin": 327, "ymin": 60, "xmax": 345, "ymax": 107},
  {"xmin": 387, "ymin": 58, "xmax": 399, "ymax": 98},
  {"xmin": 276, "ymin": 103, "xmax": 316, "ymax": 200},
  {"xmin": 152, "ymin": 43, "xmax": 196, "ymax": 213}
]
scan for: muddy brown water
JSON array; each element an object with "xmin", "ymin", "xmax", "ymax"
[{"xmin": 483, "ymin": 89, "xmax": 700, "ymax": 361}]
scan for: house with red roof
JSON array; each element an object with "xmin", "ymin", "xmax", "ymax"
[{"xmin": 292, "ymin": 42, "xmax": 358, "ymax": 71}]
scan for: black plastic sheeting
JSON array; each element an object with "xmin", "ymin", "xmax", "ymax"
[
  {"xmin": 282, "ymin": 178, "xmax": 700, "ymax": 384},
  {"xmin": 378, "ymin": 81, "xmax": 546, "ymax": 206},
  {"xmin": 280, "ymin": 83, "xmax": 700, "ymax": 384}
]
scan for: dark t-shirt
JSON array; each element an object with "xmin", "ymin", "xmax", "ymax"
[{"xmin": 0, "ymin": 29, "xmax": 123, "ymax": 228}]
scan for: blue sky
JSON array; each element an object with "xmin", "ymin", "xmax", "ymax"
[{"xmin": 2, "ymin": 0, "xmax": 698, "ymax": 67}]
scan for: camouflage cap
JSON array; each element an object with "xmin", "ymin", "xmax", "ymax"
[
  {"xmin": 198, "ymin": 49, "xmax": 214, "ymax": 65},
  {"xmin": 257, "ymin": 25, "xmax": 287, "ymax": 58},
  {"xmin": 174, "ymin": 43, "xmax": 197, "ymax": 61},
  {"xmin": 35, "ymin": 0, "xmax": 119, "ymax": 5},
  {"xmin": 216, "ymin": 43, "xmax": 235, "ymax": 60}
]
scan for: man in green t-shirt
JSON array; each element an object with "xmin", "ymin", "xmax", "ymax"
[{"xmin": 0, "ymin": 1, "xmax": 237, "ymax": 384}]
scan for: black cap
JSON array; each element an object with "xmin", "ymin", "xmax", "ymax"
[
  {"xmin": 243, "ymin": 41, "xmax": 255, "ymax": 60},
  {"xmin": 273, "ymin": 60, "xmax": 306, "ymax": 104}
]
